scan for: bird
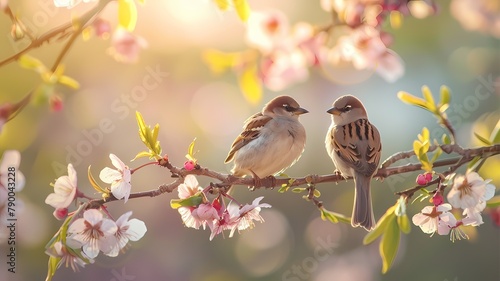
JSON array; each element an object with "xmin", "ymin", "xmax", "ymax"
[
  {"xmin": 225, "ymin": 95, "xmax": 308, "ymax": 187},
  {"xmin": 325, "ymin": 95, "xmax": 382, "ymax": 231}
]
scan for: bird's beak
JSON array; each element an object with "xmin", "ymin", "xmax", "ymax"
[
  {"xmin": 293, "ymin": 107, "xmax": 309, "ymax": 115},
  {"xmin": 326, "ymin": 107, "xmax": 341, "ymax": 116}
]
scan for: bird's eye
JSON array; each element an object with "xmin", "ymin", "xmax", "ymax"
[
  {"xmin": 283, "ymin": 104, "xmax": 294, "ymax": 112},
  {"xmin": 343, "ymin": 105, "xmax": 352, "ymax": 112}
]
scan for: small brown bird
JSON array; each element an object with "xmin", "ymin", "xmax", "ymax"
[
  {"xmin": 325, "ymin": 95, "xmax": 382, "ymax": 231},
  {"xmin": 225, "ymin": 95, "xmax": 308, "ymax": 182}
]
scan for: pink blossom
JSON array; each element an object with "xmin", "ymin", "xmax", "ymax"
[
  {"xmin": 246, "ymin": 10, "xmax": 290, "ymax": 54},
  {"xmin": 228, "ymin": 196, "xmax": 271, "ymax": 237},
  {"xmin": 412, "ymin": 204, "xmax": 457, "ymax": 236},
  {"xmin": 45, "ymin": 241, "xmax": 93, "ymax": 272},
  {"xmin": 67, "ymin": 209, "xmax": 117, "ymax": 259},
  {"xmin": 451, "ymin": 0, "xmax": 500, "ymax": 38},
  {"xmin": 261, "ymin": 49, "xmax": 309, "ymax": 91},
  {"xmin": 92, "ymin": 18, "xmax": 111, "ymax": 39},
  {"xmin": 101, "ymin": 211, "xmax": 147, "ymax": 257},
  {"xmin": 447, "ymin": 172, "xmax": 495, "ymax": 211},
  {"xmin": 177, "ymin": 175, "xmax": 204, "ymax": 229},
  {"xmin": 99, "ymin": 154, "xmax": 132, "ymax": 203},
  {"xmin": 108, "ymin": 28, "xmax": 148, "ymax": 63}
]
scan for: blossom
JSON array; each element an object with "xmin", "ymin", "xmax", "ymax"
[
  {"xmin": 229, "ymin": 196, "xmax": 271, "ymax": 236},
  {"xmin": 100, "ymin": 154, "xmax": 132, "ymax": 203},
  {"xmin": 261, "ymin": 49, "xmax": 309, "ymax": 91},
  {"xmin": 450, "ymin": 0, "xmax": 500, "ymax": 38},
  {"xmin": 45, "ymin": 241, "xmax": 93, "ymax": 272},
  {"xmin": 191, "ymin": 203, "xmax": 219, "ymax": 228},
  {"xmin": 177, "ymin": 175, "xmax": 204, "ymax": 229},
  {"xmin": 412, "ymin": 203, "xmax": 457, "ymax": 236},
  {"xmin": 68, "ymin": 209, "xmax": 117, "ymax": 259},
  {"xmin": 108, "ymin": 28, "xmax": 148, "ymax": 63},
  {"xmin": 92, "ymin": 18, "xmax": 111, "ymax": 39},
  {"xmin": 447, "ymin": 172, "xmax": 495, "ymax": 211},
  {"xmin": 327, "ymin": 25, "xmax": 404, "ymax": 82},
  {"xmin": 45, "ymin": 163, "xmax": 78, "ymax": 210},
  {"xmin": 101, "ymin": 211, "xmax": 147, "ymax": 257},
  {"xmin": 246, "ymin": 10, "xmax": 290, "ymax": 54},
  {"xmin": 0, "ymin": 150, "xmax": 25, "ymax": 192}
]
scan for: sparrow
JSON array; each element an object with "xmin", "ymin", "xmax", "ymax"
[
  {"xmin": 325, "ymin": 95, "xmax": 382, "ymax": 231},
  {"xmin": 225, "ymin": 95, "xmax": 308, "ymax": 184}
]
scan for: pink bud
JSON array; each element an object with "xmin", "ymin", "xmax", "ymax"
[
  {"xmin": 50, "ymin": 95, "xmax": 63, "ymax": 112},
  {"xmin": 184, "ymin": 160, "xmax": 195, "ymax": 171},
  {"xmin": 416, "ymin": 174, "xmax": 427, "ymax": 185},
  {"xmin": 431, "ymin": 193, "xmax": 444, "ymax": 206},
  {"xmin": 424, "ymin": 172, "xmax": 433, "ymax": 182},
  {"xmin": 53, "ymin": 208, "xmax": 68, "ymax": 220}
]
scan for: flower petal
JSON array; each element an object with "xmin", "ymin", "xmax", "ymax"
[
  {"xmin": 99, "ymin": 167, "xmax": 123, "ymax": 183},
  {"xmin": 126, "ymin": 218, "xmax": 147, "ymax": 241}
]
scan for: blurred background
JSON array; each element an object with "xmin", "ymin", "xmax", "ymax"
[{"xmin": 0, "ymin": 0, "xmax": 499, "ymax": 280}]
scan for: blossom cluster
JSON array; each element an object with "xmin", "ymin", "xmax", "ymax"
[
  {"xmin": 45, "ymin": 154, "xmax": 145, "ymax": 272},
  {"xmin": 412, "ymin": 172, "xmax": 496, "ymax": 241},
  {"xmin": 174, "ymin": 175, "xmax": 271, "ymax": 240}
]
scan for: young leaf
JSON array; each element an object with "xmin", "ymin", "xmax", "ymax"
[
  {"xmin": 58, "ymin": 75, "xmax": 80, "ymax": 89},
  {"xmin": 438, "ymin": 85, "xmax": 451, "ymax": 112},
  {"xmin": 232, "ymin": 0, "xmax": 251, "ymax": 22},
  {"xmin": 292, "ymin": 187, "xmax": 306, "ymax": 193},
  {"xmin": 421, "ymin": 85, "xmax": 436, "ymax": 112},
  {"xmin": 170, "ymin": 195, "xmax": 203, "ymax": 209},
  {"xmin": 442, "ymin": 133, "xmax": 451, "ymax": 145},
  {"xmin": 363, "ymin": 204, "xmax": 396, "ymax": 245},
  {"xmin": 238, "ymin": 63, "xmax": 262, "ymax": 105},
  {"xmin": 397, "ymin": 91, "xmax": 428, "ymax": 110},
  {"xmin": 118, "ymin": 0, "xmax": 138, "ymax": 31},
  {"xmin": 88, "ymin": 166, "xmax": 109, "ymax": 194},
  {"xmin": 278, "ymin": 178, "xmax": 295, "ymax": 193},
  {"xmin": 320, "ymin": 207, "xmax": 350, "ymax": 224},
  {"xmin": 45, "ymin": 256, "xmax": 62, "ymax": 281},
  {"xmin": 380, "ymin": 216, "xmax": 400, "ymax": 274},
  {"xmin": 202, "ymin": 49, "xmax": 237, "ymax": 74},
  {"xmin": 214, "ymin": 0, "xmax": 229, "ymax": 10},
  {"xmin": 397, "ymin": 215, "xmax": 411, "ymax": 234},
  {"xmin": 467, "ymin": 156, "xmax": 482, "ymax": 171},
  {"xmin": 490, "ymin": 119, "xmax": 500, "ymax": 143},
  {"xmin": 18, "ymin": 54, "xmax": 46, "ymax": 73},
  {"xmin": 474, "ymin": 132, "xmax": 492, "ymax": 145}
]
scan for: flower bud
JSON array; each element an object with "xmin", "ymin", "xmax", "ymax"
[{"xmin": 53, "ymin": 208, "xmax": 68, "ymax": 220}]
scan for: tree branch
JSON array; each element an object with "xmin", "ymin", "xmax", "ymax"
[{"xmin": 84, "ymin": 143, "xmax": 500, "ymax": 208}]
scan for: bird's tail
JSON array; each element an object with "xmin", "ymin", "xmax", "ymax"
[{"xmin": 352, "ymin": 173, "xmax": 375, "ymax": 231}]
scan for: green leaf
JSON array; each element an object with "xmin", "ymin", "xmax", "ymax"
[
  {"xmin": 18, "ymin": 54, "xmax": 46, "ymax": 73},
  {"xmin": 363, "ymin": 204, "xmax": 396, "ymax": 245},
  {"xmin": 202, "ymin": 49, "xmax": 237, "ymax": 74},
  {"xmin": 486, "ymin": 196, "xmax": 500, "ymax": 208},
  {"xmin": 474, "ymin": 132, "xmax": 492, "ymax": 145},
  {"xmin": 132, "ymin": 151, "xmax": 152, "ymax": 161},
  {"xmin": 442, "ymin": 134, "xmax": 451, "ymax": 145},
  {"xmin": 278, "ymin": 178, "xmax": 295, "ymax": 193},
  {"xmin": 320, "ymin": 207, "xmax": 350, "ymax": 224},
  {"xmin": 380, "ymin": 216, "xmax": 400, "ymax": 274},
  {"xmin": 313, "ymin": 189, "xmax": 321, "ymax": 198},
  {"xmin": 292, "ymin": 187, "xmax": 306, "ymax": 193},
  {"xmin": 118, "ymin": 0, "xmax": 137, "ymax": 31},
  {"xmin": 238, "ymin": 63, "xmax": 262, "ymax": 105},
  {"xmin": 438, "ymin": 85, "xmax": 451, "ymax": 112},
  {"xmin": 413, "ymin": 140, "xmax": 422, "ymax": 158},
  {"xmin": 421, "ymin": 85, "xmax": 436, "ymax": 112},
  {"xmin": 232, "ymin": 0, "xmax": 251, "ymax": 22},
  {"xmin": 490, "ymin": 119, "xmax": 500, "ymax": 143},
  {"xmin": 58, "ymin": 75, "xmax": 80, "ymax": 89},
  {"xmin": 397, "ymin": 215, "xmax": 411, "ymax": 234},
  {"xmin": 45, "ymin": 256, "xmax": 61, "ymax": 281},
  {"xmin": 88, "ymin": 166, "xmax": 109, "ymax": 195},
  {"xmin": 170, "ymin": 195, "xmax": 203, "ymax": 209},
  {"xmin": 431, "ymin": 147, "xmax": 442, "ymax": 163},
  {"xmin": 397, "ymin": 91, "xmax": 428, "ymax": 110}
]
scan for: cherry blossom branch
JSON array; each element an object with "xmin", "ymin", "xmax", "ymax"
[{"xmin": 84, "ymin": 143, "xmax": 500, "ymax": 209}]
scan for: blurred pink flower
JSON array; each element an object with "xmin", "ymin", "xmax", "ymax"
[
  {"xmin": 451, "ymin": 0, "xmax": 500, "ymax": 38},
  {"xmin": 261, "ymin": 49, "xmax": 309, "ymax": 91},
  {"xmin": 101, "ymin": 211, "xmax": 147, "ymax": 257},
  {"xmin": 100, "ymin": 154, "xmax": 132, "ymax": 203},
  {"xmin": 92, "ymin": 18, "xmax": 111, "ymax": 39},
  {"xmin": 0, "ymin": 150, "xmax": 25, "ymax": 192},
  {"xmin": 68, "ymin": 209, "xmax": 117, "ymax": 259},
  {"xmin": 246, "ymin": 10, "xmax": 290, "ymax": 54},
  {"xmin": 292, "ymin": 22, "xmax": 325, "ymax": 66},
  {"xmin": 108, "ymin": 28, "xmax": 148, "ymax": 63},
  {"xmin": 321, "ymin": 0, "xmax": 383, "ymax": 27},
  {"xmin": 327, "ymin": 25, "xmax": 404, "ymax": 82}
]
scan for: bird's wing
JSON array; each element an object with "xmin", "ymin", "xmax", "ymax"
[
  {"xmin": 332, "ymin": 119, "xmax": 381, "ymax": 176},
  {"xmin": 224, "ymin": 112, "xmax": 273, "ymax": 163}
]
